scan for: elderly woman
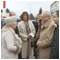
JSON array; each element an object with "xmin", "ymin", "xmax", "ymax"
[
  {"xmin": 18, "ymin": 11, "xmax": 35, "ymax": 59},
  {"xmin": 1, "ymin": 16, "xmax": 22, "ymax": 59}
]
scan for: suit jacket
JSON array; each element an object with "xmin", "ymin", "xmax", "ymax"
[{"xmin": 50, "ymin": 25, "xmax": 59, "ymax": 59}]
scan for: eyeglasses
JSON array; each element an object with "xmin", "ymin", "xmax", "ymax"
[{"xmin": 41, "ymin": 16, "xmax": 47, "ymax": 18}]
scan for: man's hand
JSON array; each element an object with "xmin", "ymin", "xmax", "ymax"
[{"xmin": 36, "ymin": 41, "xmax": 41, "ymax": 47}]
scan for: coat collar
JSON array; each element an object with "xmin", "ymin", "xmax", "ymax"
[
  {"xmin": 22, "ymin": 20, "xmax": 30, "ymax": 26},
  {"xmin": 41, "ymin": 19, "xmax": 52, "ymax": 29},
  {"xmin": 2, "ymin": 25, "xmax": 15, "ymax": 34},
  {"xmin": 55, "ymin": 24, "xmax": 59, "ymax": 29},
  {"xmin": 22, "ymin": 20, "xmax": 30, "ymax": 33}
]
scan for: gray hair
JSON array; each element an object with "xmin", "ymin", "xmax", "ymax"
[{"xmin": 45, "ymin": 11, "xmax": 51, "ymax": 18}]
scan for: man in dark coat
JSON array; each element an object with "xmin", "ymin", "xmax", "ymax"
[{"xmin": 50, "ymin": 10, "xmax": 59, "ymax": 59}]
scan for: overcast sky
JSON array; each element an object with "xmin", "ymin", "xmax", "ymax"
[{"xmin": 1, "ymin": 1, "xmax": 54, "ymax": 16}]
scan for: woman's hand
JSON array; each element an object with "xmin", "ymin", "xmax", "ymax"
[
  {"xmin": 14, "ymin": 45, "xmax": 20, "ymax": 54},
  {"xmin": 27, "ymin": 35, "xmax": 32, "ymax": 40}
]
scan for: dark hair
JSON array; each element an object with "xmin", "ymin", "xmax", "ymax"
[
  {"xmin": 20, "ymin": 11, "xmax": 29, "ymax": 21},
  {"xmin": 56, "ymin": 10, "xmax": 59, "ymax": 17}
]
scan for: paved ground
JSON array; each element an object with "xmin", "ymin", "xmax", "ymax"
[
  {"xmin": 29, "ymin": 47, "xmax": 35, "ymax": 59},
  {"xmin": 29, "ymin": 53, "xmax": 35, "ymax": 59}
]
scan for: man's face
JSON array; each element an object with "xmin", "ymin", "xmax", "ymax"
[
  {"xmin": 12, "ymin": 12, "xmax": 16, "ymax": 16},
  {"xmin": 52, "ymin": 12, "xmax": 59, "ymax": 24},
  {"xmin": 41, "ymin": 13, "xmax": 49, "ymax": 23}
]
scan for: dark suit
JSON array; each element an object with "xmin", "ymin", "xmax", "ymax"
[{"xmin": 50, "ymin": 25, "xmax": 59, "ymax": 59}]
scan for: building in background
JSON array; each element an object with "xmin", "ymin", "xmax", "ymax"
[
  {"xmin": 1, "ymin": 1, "xmax": 10, "ymax": 18},
  {"xmin": 50, "ymin": 1, "xmax": 59, "ymax": 14},
  {"xmin": 1, "ymin": 13, "xmax": 9, "ymax": 18},
  {"xmin": 1, "ymin": 8, "xmax": 10, "ymax": 18}
]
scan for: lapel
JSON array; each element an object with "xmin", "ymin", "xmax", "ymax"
[
  {"xmin": 22, "ymin": 20, "xmax": 31, "ymax": 33},
  {"xmin": 41, "ymin": 19, "xmax": 52, "ymax": 29}
]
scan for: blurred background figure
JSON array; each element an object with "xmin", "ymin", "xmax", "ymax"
[
  {"xmin": 1, "ymin": 15, "xmax": 6, "ymax": 29},
  {"xmin": 32, "ymin": 15, "xmax": 42, "ymax": 59},
  {"xmin": 50, "ymin": 10, "xmax": 59, "ymax": 59}
]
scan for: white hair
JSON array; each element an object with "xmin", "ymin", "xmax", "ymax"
[{"xmin": 45, "ymin": 11, "xmax": 51, "ymax": 18}]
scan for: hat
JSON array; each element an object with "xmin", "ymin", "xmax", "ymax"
[{"xmin": 5, "ymin": 16, "xmax": 17, "ymax": 25}]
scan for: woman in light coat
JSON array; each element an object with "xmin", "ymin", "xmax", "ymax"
[
  {"xmin": 1, "ymin": 16, "xmax": 22, "ymax": 59},
  {"xmin": 18, "ymin": 11, "xmax": 35, "ymax": 59}
]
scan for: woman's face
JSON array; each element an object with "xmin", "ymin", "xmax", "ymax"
[
  {"xmin": 23, "ymin": 14, "xmax": 28, "ymax": 21},
  {"xmin": 11, "ymin": 23, "xmax": 17, "ymax": 29},
  {"xmin": 36, "ymin": 16, "xmax": 41, "ymax": 23}
]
